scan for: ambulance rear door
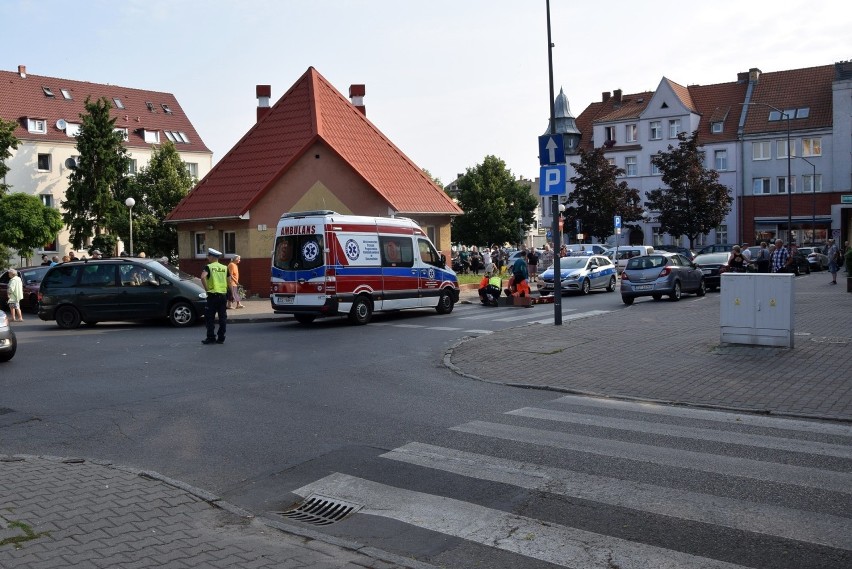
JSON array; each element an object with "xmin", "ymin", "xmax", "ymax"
[{"xmin": 271, "ymin": 223, "xmax": 327, "ymax": 310}]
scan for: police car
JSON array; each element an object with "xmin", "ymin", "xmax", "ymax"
[{"xmin": 536, "ymin": 255, "xmax": 617, "ymax": 295}]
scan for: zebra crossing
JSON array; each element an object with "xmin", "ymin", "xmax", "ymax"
[{"xmin": 288, "ymin": 394, "xmax": 852, "ymax": 568}]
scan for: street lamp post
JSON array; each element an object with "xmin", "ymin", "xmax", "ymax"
[
  {"xmin": 743, "ymin": 102, "xmax": 792, "ymax": 244},
  {"xmin": 517, "ymin": 217, "xmax": 524, "ymax": 249},
  {"xmin": 125, "ymin": 197, "xmax": 136, "ymax": 256}
]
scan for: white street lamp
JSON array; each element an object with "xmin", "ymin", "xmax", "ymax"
[{"xmin": 125, "ymin": 197, "xmax": 136, "ymax": 256}]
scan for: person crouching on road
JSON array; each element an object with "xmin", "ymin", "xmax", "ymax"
[
  {"xmin": 478, "ymin": 264, "xmax": 502, "ymax": 306},
  {"xmin": 201, "ymin": 248, "xmax": 228, "ymax": 344}
]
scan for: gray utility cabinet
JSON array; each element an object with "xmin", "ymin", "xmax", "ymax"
[{"xmin": 719, "ymin": 273, "xmax": 795, "ymax": 348}]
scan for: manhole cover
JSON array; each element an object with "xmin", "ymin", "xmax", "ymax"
[
  {"xmin": 277, "ymin": 494, "xmax": 362, "ymax": 526},
  {"xmin": 809, "ymin": 336, "xmax": 851, "ymax": 345}
]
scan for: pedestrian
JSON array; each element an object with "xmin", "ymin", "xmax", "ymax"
[
  {"xmin": 728, "ymin": 245, "xmax": 746, "ymax": 273},
  {"xmin": 68, "ymin": 251, "xmax": 78, "ymax": 261},
  {"xmin": 201, "ymin": 248, "xmax": 228, "ymax": 344},
  {"xmin": 527, "ymin": 246, "xmax": 540, "ymax": 278},
  {"xmin": 91, "ymin": 249, "xmax": 103, "ymax": 259},
  {"xmin": 770, "ymin": 239, "xmax": 790, "ymax": 273},
  {"xmin": 62, "ymin": 255, "xmax": 70, "ymax": 263},
  {"xmin": 741, "ymin": 243, "xmax": 752, "ymax": 264},
  {"xmin": 6, "ymin": 269, "xmax": 24, "ymax": 322},
  {"xmin": 826, "ymin": 238, "xmax": 840, "ymax": 285},
  {"xmin": 227, "ymin": 255, "xmax": 245, "ymax": 309},
  {"xmin": 40, "ymin": 255, "xmax": 50, "ymax": 266},
  {"xmin": 754, "ymin": 241, "xmax": 771, "ymax": 273}
]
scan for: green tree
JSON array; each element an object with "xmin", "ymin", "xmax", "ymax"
[
  {"xmin": 567, "ymin": 147, "xmax": 644, "ymax": 242},
  {"xmin": 421, "ymin": 168, "xmax": 443, "ymax": 189},
  {"xmin": 451, "ymin": 155, "xmax": 537, "ymax": 247},
  {"xmin": 0, "ymin": 117, "xmax": 21, "ymax": 195},
  {"xmin": 61, "ymin": 97, "xmax": 131, "ymax": 249},
  {"xmin": 646, "ymin": 131, "xmax": 733, "ymax": 248},
  {"xmin": 0, "ymin": 193, "xmax": 63, "ymax": 256},
  {"xmin": 114, "ymin": 141, "xmax": 194, "ymax": 258}
]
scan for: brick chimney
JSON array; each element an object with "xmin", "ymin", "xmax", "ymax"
[
  {"xmin": 737, "ymin": 71, "xmax": 749, "ymax": 82},
  {"xmin": 256, "ymin": 85, "xmax": 271, "ymax": 122},
  {"xmin": 613, "ymin": 89, "xmax": 623, "ymax": 104},
  {"xmin": 748, "ymin": 68, "xmax": 761, "ymax": 84},
  {"xmin": 349, "ymin": 84, "xmax": 366, "ymax": 115},
  {"xmin": 18, "ymin": 65, "xmax": 26, "ymax": 78},
  {"xmin": 602, "ymin": 91, "xmax": 611, "ymax": 103}
]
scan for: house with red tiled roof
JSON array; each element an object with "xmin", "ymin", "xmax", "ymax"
[
  {"xmin": 166, "ymin": 67, "xmax": 462, "ymax": 298},
  {"xmin": 540, "ymin": 61, "xmax": 852, "ymax": 250},
  {"xmin": 0, "ymin": 65, "xmax": 212, "ymax": 264}
]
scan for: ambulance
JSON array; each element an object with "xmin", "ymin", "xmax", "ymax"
[{"xmin": 270, "ymin": 211, "xmax": 460, "ymax": 325}]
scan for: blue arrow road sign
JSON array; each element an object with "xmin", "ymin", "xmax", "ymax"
[
  {"xmin": 538, "ymin": 134, "xmax": 565, "ymax": 165},
  {"xmin": 539, "ymin": 165, "xmax": 567, "ymax": 196},
  {"xmin": 614, "ymin": 215, "xmax": 622, "ymax": 229}
]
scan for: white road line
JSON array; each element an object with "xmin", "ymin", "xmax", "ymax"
[
  {"xmin": 463, "ymin": 330, "xmax": 493, "ymax": 335},
  {"xmin": 528, "ymin": 309, "xmax": 610, "ymax": 325},
  {"xmin": 493, "ymin": 312, "xmax": 547, "ymax": 322},
  {"xmin": 390, "ymin": 324, "xmax": 426, "ymax": 328},
  {"xmin": 294, "ymin": 473, "xmax": 750, "ymax": 569},
  {"xmin": 451, "ymin": 421, "xmax": 852, "ymax": 494},
  {"xmin": 507, "ymin": 407, "xmax": 852, "ymax": 459},
  {"xmin": 426, "ymin": 326, "xmax": 463, "ymax": 331},
  {"xmin": 552, "ymin": 395, "xmax": 852, "ymax": 437},
  {"xmin": 382, "ymin": 442, "xmax": 852, "ymax": 551}
]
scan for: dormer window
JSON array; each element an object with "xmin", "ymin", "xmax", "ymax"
[
  {"xmin": 113, "ymin": 97, "xmax": 125, "ymax": 109},
  {"xmin": 142, "ymin": 129, "xmax": 160, "ymax": 144},
  {"xmin": 711, "ymin": 122, "xmax": 723, "ymax": 133},
  {"xmin": 61, "ymin": 88, "xmax": 72, "ymax": 100},
  {"xmin": 114, "ymin": 127, "xmax": 129, "ymax": 141},
  {"xmin": 161, "ymin": 103, "xmax": 172, "ymax": 114},
  {"xmin": 27, "ymin": 118, "xmax": 47, "ymax": 134},
  {"xmin": 145, "ymin": 101, "xmax": 155, "ymax": 112},
  {"xmin": 42, "ymin": 86, "xmax": 55, "ymax": 98}
]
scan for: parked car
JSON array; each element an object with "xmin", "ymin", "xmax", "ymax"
[
  {"xmin": 38, "ymin": 258, "xmax": 208, "ymax": 329},
  {"xmin": 620, "ymin": 252, "xmax": 706, "ymax": 304},
  {"xmin": 654, "ymin": 245, "xmax": 695, "ymax": 260},
  {"xmin": 798, "ymin": 246, "xmax": 829, "ymax": 271},
  {"xmin": 693, "ymin": 252, "xmax": 731, "ymax": 292},
  {"xmin": 787, "ymin": 249, "xmax": 811, "ymax": 275},
  {"xmin": 695, "ymin": 243, "xmax": 735, "ymax": 256},
  {"xmin": 537, "ymin": 255, "xmax": 617, "ymax": 295},
  {"xmin": 0, "ymin": 311, "xmax": 16, "ymax": 362},
  {"xmin": 0, "ymin": 265, "xmax": 51, "ymax": 313},
  {"xmin": 603, "ymin": 246, "xmax": 655, "ymax": 273}
]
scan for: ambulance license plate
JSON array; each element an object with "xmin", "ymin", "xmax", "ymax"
[{"xmin": 278, "ymin": 295, "xmax": 294, "ymax": 304}]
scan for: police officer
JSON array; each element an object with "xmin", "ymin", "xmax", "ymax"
[{"xmin": 201, "ymin": 248, "xmax": 228, "ymax": 344}]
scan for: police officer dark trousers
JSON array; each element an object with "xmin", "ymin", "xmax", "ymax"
[{"xmin": 201, "ymin": 248, "xmax": 229, "ymax": 344}]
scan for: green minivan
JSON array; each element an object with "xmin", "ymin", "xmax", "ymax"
[{"xmin": 39, "ymin": 258, "xmax": 208, "ymax": 329}]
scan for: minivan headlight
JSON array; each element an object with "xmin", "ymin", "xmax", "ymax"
[{"xmin": 198, "ymin": 292, "xmax": 208, "ymax": 299}]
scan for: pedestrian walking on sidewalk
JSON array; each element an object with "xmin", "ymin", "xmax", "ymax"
[
  {"xmin": 201, "ymin": 248, "xmax": 228, "ymax": 344},
  {"xmin": 827, "ymin": 239, "xmax": 840, "ymax": 285},
  {"xmin": 6, "ymin": 269, "xmax": 24, "ymax": 322},
  {"xmin": 227, "ymin": 255, "xmax": 245, "ymax": 309}
]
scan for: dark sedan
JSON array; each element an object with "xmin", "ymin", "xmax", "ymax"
[
  {"xmin": 693, "ymin": 252, "xmax": 731, "ymax": 292},
  {"xmin": 0, "ymin": 265, "xmax": 51, "ymax": 313}
]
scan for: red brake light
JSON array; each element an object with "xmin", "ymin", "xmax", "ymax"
[
  {"xmin": 659, "ymin": 267, "xmax": 671, "ymax": 277},
  {"xmin": 621, "ymin": 271, "xmax": 630, "ymax": 282}
]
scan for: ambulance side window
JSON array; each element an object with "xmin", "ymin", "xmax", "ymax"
[
  {"xmin": 380, "ymin": 237, "xmax": 414, "ymax": 268},
  {"xmin": 418, "ymin": 238, "xmax": 441, "ymax": 266}
]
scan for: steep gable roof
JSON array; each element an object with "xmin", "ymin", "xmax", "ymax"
[
  {"xmin": 575, "ymin": 91, "xmax": 653, "ymax": 151},
  {"xmin": 687, "ymin": 80, "xmax": 750, "ymax": 142},
  {"xmin": 0, "ymin": 67, "xmax": 209, "ymax": 153},
  {"xmin": 664, "ymin": 78, "xmax": 697, "ymax": 113},
  {"xmin": 168, "ymin": 67, "xmax": 461, "ymax": 222},
  {"xmin": 742, "ymin": 65, "xmax": 834, "ymax": 135}
]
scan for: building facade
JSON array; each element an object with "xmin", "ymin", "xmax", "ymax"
[{"xmin": 0, "ymin": 65, "xmax": 213, "ymax": 265}]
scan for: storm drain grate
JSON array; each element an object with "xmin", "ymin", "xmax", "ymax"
[{"xmin": 277, "ymin": 494, "xmax": 362, "ymax": 526}]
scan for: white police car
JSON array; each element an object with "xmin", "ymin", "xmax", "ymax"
[
  {"xmin": 536, "ymin": 255, "xmax": 617, "ymax": 295},
  {"xmin": 0, "ymin": 311, "xmax": 16, "ymax": 362}
]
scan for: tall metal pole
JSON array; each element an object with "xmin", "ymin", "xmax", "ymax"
[
  {"xmin": 546, "ymin": 0, "xmax": 562, "ymax": 324},
  {"xmin": 785, "ymin": 113, "xmax": 792, "ymax": 245}
]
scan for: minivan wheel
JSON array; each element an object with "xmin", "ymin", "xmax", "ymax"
[
  {"xmin": 669, "ymin": 281, "xmax": 682, "ymax": 301},
  {"xmin": 168, "ymin": 301, "xmax": 196, "ymax": 327},
  {"xmin": 348, "ymin": 295, "xmax": 373, "ymax": 325},
  {"xmin": 56, "ymin": 305, "xmax": 82, "ymax": 329},
  {"xmin": 436, "ymin": 289, "xmax": 455, "ymax": 314}
]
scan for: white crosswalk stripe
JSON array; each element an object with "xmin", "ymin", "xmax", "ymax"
[{"xmin": 287, "ymin": 394, "xmax": 852, "ymax": 567}]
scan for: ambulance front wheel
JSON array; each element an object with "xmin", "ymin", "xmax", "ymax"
[
  {"xmin": 348, "ymin": 295, "xmax": 373, "ymax": 325},
  {"xmin": 436, "ymin": 289, "xmax": 455, "ymax": 314}
]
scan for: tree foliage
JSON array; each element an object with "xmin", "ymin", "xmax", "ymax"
[
  {"xmin": 451, "ymin": 155, "xmax": 537, "ymax": 247},
  {"xmin": 61, "ymin": 97, "xmax": 131, "ymax": 249},
  {"xmin": 567, "ymin": 147, "xmax": 644, "ymax": 242},
  {"xmin": 113, "ymin": 141, "xmax": 194, "ymax": 258},
  {"xmin": 0, "ymin": 117, "xmax": 21, "ymax": 195},
  {"xmin": 421, "ymin": 168, "xmax": 443, "ymax": 189},
  {"xmin": 646, "ymin": 131, "xmax": 732, "ymax": 248},
  {"xmin": 0, "ymin": 193, "xmax": 63, "ymax": 256}
]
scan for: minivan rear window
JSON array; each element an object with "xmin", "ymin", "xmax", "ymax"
[{"xmin": 43, "ymin": 265, "xmax": 80, "ymax": 288}]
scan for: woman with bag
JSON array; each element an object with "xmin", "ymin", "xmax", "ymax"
[{"xmin": 227, "ymin": 255, "xmax": 245, "ymax": 309}]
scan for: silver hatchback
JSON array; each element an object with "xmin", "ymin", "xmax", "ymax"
[{"xmin": 620, "ymin": 253, "xmax": 705, "ymax": 305}]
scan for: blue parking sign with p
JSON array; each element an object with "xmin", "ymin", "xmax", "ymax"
[{"xmin": 539, "ymin": 165, "xmax": 567, "ymax": 196}]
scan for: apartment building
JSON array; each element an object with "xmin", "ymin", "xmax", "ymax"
[{"xmin": 0, "ymin": 65, "xmax": 213, "ymax": 264}]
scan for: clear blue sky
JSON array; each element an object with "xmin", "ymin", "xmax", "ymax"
[{"xmin": 4, "ymin": 0, "xmax": 847, "ymax": 186}]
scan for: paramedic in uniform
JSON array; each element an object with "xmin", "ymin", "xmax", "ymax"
[{"xmin": 201, "ymin": 248, "xmax": 229, "ymax": 344}]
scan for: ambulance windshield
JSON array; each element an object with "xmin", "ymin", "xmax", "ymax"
[{"xmin": 274, "ymin": 235, "xmax": 324, "ymax": 270}]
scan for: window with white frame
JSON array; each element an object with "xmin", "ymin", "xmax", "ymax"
[
  {"xmin": 40, "ymin": 194, "xmax": 53, "ymax": 208},
  {"xmin": 37, "ymin": 154, "xmax": 51, "ymax": 171},
  {"xmin": 753, "ymin": 178, "xmax": 770, "ymax": 194},
  {"xmin": 650, "ymin": 158, "xmax": 661, "ymax": 175},
  {"xmin": 652, "ymin": 227, "xmax": 664, "ymax": 247},
  {"xmin": 668, "ymin": 119, "xmax": 681, "ymax": 138},
  {"xmin": 803, "ymin": 174, "xmax": 822, "ymax": 193},
  {"xmin": 604, "ymin": 126, "xmax": 616, "ymax": 143},
  {"xmin": 776, "ymin": 138, "xmax": 795, "ymax": 158},
  {"xmin": 802, "ymin": 138, "xmax": 822, "ymax": 156},
  {"xmin": 626, "ymin": 124, "xmax": 637, "ymax": 142},
  {"xmin": 143, "ymin": 130, "xmax": 160, "ymax": 144},
  {"xmin": 625, "ymin": 156, "xmax": 638, "ymax": 176},
  {"xmin": 716, "ymin": 225, "xmax": 728, "ymax": 244},
  {"xmin": 114, "ymin": 127, "xmax": 129, "ymax": 141},
  {"xmin": 185, "ymin": 162, "xmax": 198, "ymax": 178},
  {"xmin": 194, "ymin": 233, "xmax": 207, "ymax": 256},
  {"xmin": 606, "ymin": 158, "xmax": 615, "ymax": 167},
  {"xmin": 223, "ymin": 232, "xmax": 236, "ymax": 255},
  {"xmin": 27, "ymin": 118, "xmax": 47, "ymax": 134},
  {"xmin": 714, "ymin": 150, "xmax": 727, "ymax": 171},
  {"xmin": 752, "ymin": 141, "xmax": 771, "ymax": 160},
  {"xmin": 128, "ymin": 159, "xmax": 137, "ymax": 175},
  {"xmin": 777, "ymin": 176, "xmax": 796, "ymax": 194},
  {"xmin": 650, "ymin": 121, "xmax": 662, "ymax": 140},
  {"xmin": 711, "ymin": 122, "xmax": 723, "ymax": 133}
]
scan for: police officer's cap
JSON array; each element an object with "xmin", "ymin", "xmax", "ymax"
[{"xmin": 207, "ymin": 248, "xmax": 223, "ymax": 257}]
